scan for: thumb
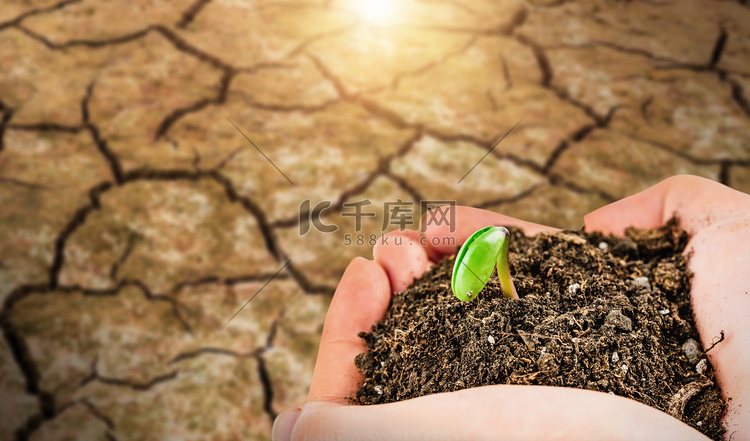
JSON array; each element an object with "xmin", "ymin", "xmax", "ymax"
[{"xmin": 307, "ymin": 257, "xmax": 391, "ymax": 403}]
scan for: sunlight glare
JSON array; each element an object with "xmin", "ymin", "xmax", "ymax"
[{"xmin": 352, "ymin": 0, "xmax": 399, "ymax": 26}]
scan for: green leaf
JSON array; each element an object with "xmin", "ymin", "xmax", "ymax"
[{"xmin": 451, "ymin": 226, "xmax": 518, "ymax": 301}]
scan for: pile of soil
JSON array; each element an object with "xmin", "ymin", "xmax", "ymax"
[{"xmin": 355, "ymin": 220, "xmax": 725, "ymax": 440}]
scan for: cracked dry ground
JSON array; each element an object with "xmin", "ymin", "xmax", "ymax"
[{"xmin": 0, "ymin": 0, "xmax": 749, "ymax": 440}]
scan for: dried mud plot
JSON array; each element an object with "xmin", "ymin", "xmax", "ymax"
[{"xmin": 356, "ymin": 221, "xmax": 725, "ymax": 440}]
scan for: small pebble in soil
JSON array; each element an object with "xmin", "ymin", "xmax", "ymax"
[
  {"xmin": 487, "ymin": 335, "xmax": 496, "ymax": 345},
  {"xmin": 696, "ymin": 359, "xmax": 708, "ymax": 375},
  {"xmin": 567, "ymin": 283, "xmax": 580, "ymax": 294},
  {"xmin": 659, "ymin": 309, "xmax": 671, "ymax": 315},
  {"xmin": 612, "ymin": 352, "xmax": 620, "ymax": 363},
  {"xmin": 598, "ymin": 242, "xmax": 609, "ymax": 250},
  {"xmin": 683, "ymin": 339, "xmax": 701, "ymax": 364},
  {"xmin": 603, "ymin": 309, "xmax": 633, "ymax": 332},
  {"xmin": 632, "ymin": 276, "xmax": 652, "ymax": 291}
]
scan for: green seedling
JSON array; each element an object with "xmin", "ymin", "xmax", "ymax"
[{"xmin": 451, "ymin": 226, "xmax": 519, "ymax": 301}]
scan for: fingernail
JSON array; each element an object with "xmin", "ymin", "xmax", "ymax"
[{"xmin": 272, "ymin": 408, "xmax": 301, "ymax": 441}]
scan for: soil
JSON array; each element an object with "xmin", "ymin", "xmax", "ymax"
[{"xmin": 355, "ymin": 220, "xmax": 725, "ymax": 440}]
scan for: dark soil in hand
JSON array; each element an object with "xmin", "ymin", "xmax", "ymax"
[{"xmin": 355, "ymin": 220, "xmax": 725, "ymax": 440}]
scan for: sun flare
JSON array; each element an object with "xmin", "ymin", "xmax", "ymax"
[{"xmin": 352, "ymin": 0, "xmax": 399, "ymax": 25}]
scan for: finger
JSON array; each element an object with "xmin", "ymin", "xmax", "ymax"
[
  {"xmin": 373, "ymin": 229, "xmax": 432, "ymax": 293},
  {"xmin": 292, "ymin": 386, "xmax": 707, "ymax": 441},
  {"xmin": 421, "ymin": 205, "xmax": 558, "ymax": 259},
  {"xmin": 272, "ymin": 408, "xmax": 300, "ymax": 441},
  {"xmin": 584, "ymin": 175, "xmax": 750, "ymax": 236},
  {"xmin": 308, "ymin": 257, "xmax": 390, "ymax": 403}
]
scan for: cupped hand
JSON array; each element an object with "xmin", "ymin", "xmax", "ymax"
[{"xmin": 273, "ymin": 175, "xmax": 750, "ymax": 441}]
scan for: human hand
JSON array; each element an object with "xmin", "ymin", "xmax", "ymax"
[{"xmin": 272, "ymin": 175, "xmax": 750, "ymax": 441}]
